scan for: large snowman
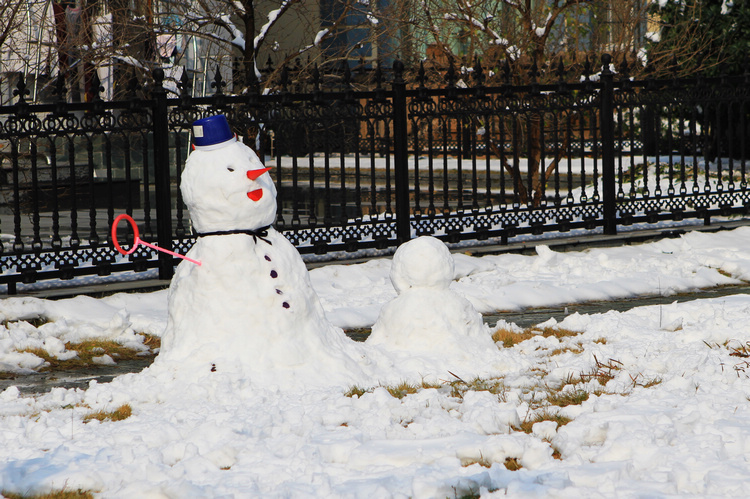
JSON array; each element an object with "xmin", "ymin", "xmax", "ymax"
[{"xmin": 154, "ymin": 115, "xmax": 366, "ymax": 388}]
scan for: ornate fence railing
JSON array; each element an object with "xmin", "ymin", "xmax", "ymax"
[{"xmin": 0, "ymin": 55, "xmax": 748, "ymax": 293}]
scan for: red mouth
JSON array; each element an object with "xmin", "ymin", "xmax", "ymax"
[{"xmin": 247, "ymin": 189, "xmax": 263, "ymax": 201}]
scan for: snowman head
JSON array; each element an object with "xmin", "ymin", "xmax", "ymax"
[
  {"xmin": 182, "ymin": 116, "xmax": 276, "ymax": 232},
  {"xmin": 390, "ymin": 236, "xmax": 455, "ymax": 293}
]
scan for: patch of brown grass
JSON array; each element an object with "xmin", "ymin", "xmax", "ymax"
[
  {"xmin": 492, "ymin": 327, "xmax": 534, "ymax": 347},
  {"xmin": 139, "ymin": 334, "xmax": 161, "ymax": 350},
  {"xmin": 345, "ymin": 379, "xmax": 442, "ymax": 399},
  {"xmin": 728, "ymin": 340, "xmax": 750, "ymax": 358},
  {"xmin": 549, "ymin": 345, "xmax": 584, "ymax": 356},
  {"xmin": 504, "ymin": 457, "xmax": 522, "ymax": 471},
  {"xmin": 532, "ymin": 326, "xmax": 582, "ymax": 339},
  {"xmin": 1, "ymin": 489, "xmax": 94, "ymax": 499},
  {"xmin": 2, "ymin": 316, "xmax": 51, "ymax": 328},
  {"xmin": 547, "ymin": 389, "xmax": 589, "ymax": 407},
  {"xmin": 460, "ymin": 454, "xmax": 494, "ymax": 468},
  {"xmin": 493, "ymin": 325, "xmax": 582, "ymax": 348},
  {"xmin": 628, "ymin": 372, "xmax": 663, "ymax": 388},
  {"xmin": 82, "ymin": 404, "xmax": 132, "ymax": 423},
  {"xmin": 386, "ymin": 382, "xmax": 419, "ymax": 399},
  {"xmin": 344, "ymin": 386, "xmax": 367, "ymax": 398},
  {"xmin": 19, "ymin": 338, "xmax": 156, "ymax": 371},
  {"xmin": 580, "ymin": 355, "xmax": 623, "ymax": 386},
  {"xmin": 448, "ymin": 374, "xmax": 507, "ymax": 400},
  {"xmin": 518, "ymin": 410, "xmax": 572, "ymax": 434}
]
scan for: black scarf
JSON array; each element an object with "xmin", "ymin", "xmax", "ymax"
[{"xmin": 196, "ymin": 225, "xmax": 273, "ymax": 245}]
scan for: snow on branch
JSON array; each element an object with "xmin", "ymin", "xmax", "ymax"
[
  {"xmin": 314, "ymin": 28, "xmax": 330, "ymax": 47},
  {"xmin": 443, "ymin": 12, "xmax": 508, "ymax": 46},
  {"xmin": 220, "ymin": 14, "xmax": 246, "ymax": 51},
  {"xmin": 253, "ymin": 0, "xmax": 298, "ymax": 52}
]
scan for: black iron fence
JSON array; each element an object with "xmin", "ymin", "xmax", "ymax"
[{"xmin": 1, "ymin": 55, "xmax": 748, "ymax": 293}]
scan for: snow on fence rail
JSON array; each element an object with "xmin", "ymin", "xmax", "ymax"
[{"xmin": 0, "ymin": 56, "xmax": 748, "ymax": 293}]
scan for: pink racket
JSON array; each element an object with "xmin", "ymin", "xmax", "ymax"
[{"xmin": 112, "ymin": 214, "xmax": 202, "ymax": 266}]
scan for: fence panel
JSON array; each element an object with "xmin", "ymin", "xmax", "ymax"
[
  {"xmin": 0, "ymin": 60, "xmax": 748, "ymax": 293},
  {"xmin": 0, "ymin": 90, "xmax": 160, "ymax": 292},
  {"xmin": 613, "ymin": 74, "xmax": 750, "ymax": 225}
]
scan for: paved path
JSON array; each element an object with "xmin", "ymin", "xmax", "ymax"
[{"xmin": 490, "ymin": 283, "xmax": 750, "ymax": 329}]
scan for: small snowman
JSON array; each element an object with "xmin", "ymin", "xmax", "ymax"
[
  {"xmin": 367, "ymin": 236, "xmax": 499, "ymax": 376},
  {"xmin": 155, "ymin": 115, "xmax": 365, "ymax": 387}
]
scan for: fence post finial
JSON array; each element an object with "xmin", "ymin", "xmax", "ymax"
[
  {"xmin": 211, "ymin": 67, "xmax": 225, "ymax": 95},
  {"xmin": 502, "ymin": 57, "xmax": 512, "ymax": 85},
  {"xmin": 13, "ymin": 74, "xmax": 30, "ymax": 108},
  {"xmin": 445, "ymin": 59, "xmax": 456, "ymax": 87},
  {"xmin": 393, "ymin": 59, "xmax": 405, "ymax": 83},
  {"xmin": 312, "ymin": 64, "xmax": 320, "ymax": 92},
  {"xmin": 343, "ymin": 62, "xmax": 352, "ymax": 87},
  {"xmin": 417, "ymin": 60, "xmax": 426, "ymax": 89},
  {"xmin": 179, "ymin": 67, "xmax": 192, "ymax": 105}
]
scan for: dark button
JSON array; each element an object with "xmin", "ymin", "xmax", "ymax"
[
  {"xmin": 282, "ymin": 302, "xmax": 290, "ymax": 309},
  {"xmin": 270, "ymin": 270, "xmax": 278, "ymax": 278},
  {"xmin": 276, "ymin": 289, "xmax": 283, "ymax": 295},
  {"xmin": 264, "ymin": 255, "xmax": 272, "ymax": 261}
]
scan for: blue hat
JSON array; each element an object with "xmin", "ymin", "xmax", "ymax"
[{"xmin": 192, "ymin": 114, "xmax": 236, "ymax": 150}]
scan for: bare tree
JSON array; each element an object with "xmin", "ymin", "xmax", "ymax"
[
  {"xmin": 156, "ymin": 0, "xmax": 387, "ymax": 94},
  {"xmin": 0, "ymin": 1, "xmax": 55, "ymax": 104},
  {"xmin": 0, "ymin": 1, "xmax": 25, "ymax": 53},
  {"xmin": 398, "ymin": 1, "xmax": 657, "ymax": 206},
  {"xmin": 645, "ymin": 0, "xmax": 731, "ymax": 77}
]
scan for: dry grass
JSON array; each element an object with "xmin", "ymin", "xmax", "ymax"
[
  {"xmin": 628, "ymin": 372, "xmax": 663, "ymax": 388},
  {"xmin": 580, "ymin": 355, "xmax": 623, "ymax": 386},
  {"xmin": 19, "ymin": 336, "xmax": 158, "ymax": 371},
  {"xmin": 82, "ymin": 404, "xmax": 132, "ymax": 423},
  {"xmin": 460, "ymin": 454, "xmax": 494, "ymax": 468},
  {"xmin": 518, "ymin": 410, "xmax": 572, "ymax": 434},
  {"xmin": 734, "ymin": 360, "xmax": 750, "ymax": 377},
  {"xmin": 1, "ymin": 490, "xmax": 94, "ymax": 499},
  {"xmin": 139, "ymin": 334, "xmax": 161, "ymax": 351},
  {"xmin": 549, "ymin": 345, "xmax": 584, "ymax": 356},
  {"xmin": 728, "ymin": 340, "xmax": 750, "ymax": 358},
  {"xmin": 547, "ymin": 388, "xmax": 589, "ymax": 407},
  {"xmin": 2, "ymin": 316, "xmax": 51, "ymax": 328},
  {"xmin": 344, "ymin": 386, "xmax": 367, "ymax": 398},
  {"xmin": 449, "ymin": 375, "xmax": 507, "ymax": 400},
  {"xmin": 530, "ymin": 326, "xmax": 581, "ymax": 339},
  {"xmin": 385, "ymin": 382, "xmax": 419, "ymax": 399},
  {"xmin": 492, "ymin": 327, "xmax": 535, "ymax": 347},
  {"xmin": 504, "ymin": 457, "xmax": 522, "ymax": 471},
  {"xmin": 493, "ymin": 325, "xmax": 582, "ymax": 348},
  {"xmin": 459, "ymin": 453, "xmax": 521, "ymax": 471},
  {"xmin": 345, "ymin": 380, "xmax": 442, "ymax": 399}
]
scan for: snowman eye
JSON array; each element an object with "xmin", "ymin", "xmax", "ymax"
[{"xmin": 227, "ymin": 167, "xmax": 235, "ymax": 172}]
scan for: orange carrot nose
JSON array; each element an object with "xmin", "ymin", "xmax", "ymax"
[{"xmin": 247, "ymin": 167, "xmax": 272, "ymax": 181}]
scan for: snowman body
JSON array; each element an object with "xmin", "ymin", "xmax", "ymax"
[{"xmin": 156, "ymin": 138, "xmax": 363, "ymax": 385}]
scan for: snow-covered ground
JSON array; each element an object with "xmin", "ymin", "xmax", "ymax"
[{"xmin": 2, "ymin": 227, "xmax": 750, "ymax": 497}]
